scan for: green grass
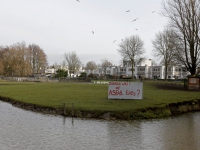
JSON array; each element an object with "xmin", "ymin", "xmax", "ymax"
[{"xmin": 0, "ymin": 80, "xmax": 199, "ymax": 113}]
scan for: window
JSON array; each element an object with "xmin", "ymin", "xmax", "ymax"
[
  {"xmin": 138, "ymin": 67, "xmax": 145, "ymax": 71},
  {"xmin": 153, "ymin": 68, "xmax": 160, "ymax": 72}
]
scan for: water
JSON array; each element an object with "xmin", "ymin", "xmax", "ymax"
[{"xmin": 0, "ymin": 101, "xmax": 200, "ymax": 150}]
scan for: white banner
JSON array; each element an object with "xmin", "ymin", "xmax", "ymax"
[{"xmin": 108, "ymin": 82, "xmax": 143, "ymax": 99}]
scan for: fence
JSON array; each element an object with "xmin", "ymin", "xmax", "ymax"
[
  {"xmin": 0, "ymin": 77, "xmax": 92, "ymax": 83},
  {"xmin": 0, "ymin": 77, "xmax": 59, "ymax": 82}
]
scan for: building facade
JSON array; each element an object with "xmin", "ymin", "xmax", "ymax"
[
  {"xmin": 85, "ymin": 59, "xmax": 190, "ymax": 79},
  {"xmin": 45, "ymin": 59, "xmax": 193, "ymax": 79}
]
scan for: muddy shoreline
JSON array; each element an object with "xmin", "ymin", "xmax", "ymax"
[{"xmin": 1, "ymin": 96, "xmax": 200, "ymax": 120}]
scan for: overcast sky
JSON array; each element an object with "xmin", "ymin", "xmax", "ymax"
[{"xmin": 0, "ymin": 0, "xmax": 168, "ymax": 66}]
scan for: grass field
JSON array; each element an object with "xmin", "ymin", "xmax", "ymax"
[{"xmin": 0, "ymin": 80, "xmax": 199, "ymax": 113}]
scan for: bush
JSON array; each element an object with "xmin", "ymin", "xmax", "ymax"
[
  {"xmin": 87, "ymin": 73, "xmax": 94, "ymax": 78},
  {"xmin": 79, "ymin": 72, "xmax": 87, "ymax": 78},
  {"xmin": 55, "ymin": 69, "xmax": 68, "ymax": 78}
]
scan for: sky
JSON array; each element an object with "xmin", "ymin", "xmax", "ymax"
[{"xmin": 0, "ymin": 0, "xmax": 168, "ymax": 66}]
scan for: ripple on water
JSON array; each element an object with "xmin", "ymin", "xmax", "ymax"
[{"xmin": 0, "ymin": 101, "xmax": 200, "ymax": 150}]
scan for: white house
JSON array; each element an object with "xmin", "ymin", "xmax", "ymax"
[
  {"xmin": 45, "ymin": 58, "xmax": 191, "ymax": 79},
  {"xmin": 89, "ymin": 58, "xmax": 189, "ymax": 79}
]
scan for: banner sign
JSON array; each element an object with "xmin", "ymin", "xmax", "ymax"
[{"xmin": 108, "ymin": 82, "xmax": 143, "ymax": 99}]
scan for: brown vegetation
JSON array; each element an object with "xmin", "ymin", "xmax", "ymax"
[{"xmin": 0, "ymin": 42, "xmax": 48, "ymax": 77}]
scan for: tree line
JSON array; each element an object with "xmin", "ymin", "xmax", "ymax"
[
  {"xmin": 0, "ymin": 42, "xmax": 48, "ymax": 77},
  {"xmin": 62, "ymin": 51, "xmax": 113, "ymax": 77}
]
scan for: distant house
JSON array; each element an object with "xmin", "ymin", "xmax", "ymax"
[
  {"xmin": 45, "ymin": 66, "xmax": 55, "ymax": 77},
  {"xmin": 44, "ymin": 64, "xmax": 85, "ymax": 78},
  {"xmin": 86, "ymin": 59, "xmax": 189, "ymax": 79},
  {"xmin": 46, "ymin": 58, "xmax": 192, "ymax": 79}
]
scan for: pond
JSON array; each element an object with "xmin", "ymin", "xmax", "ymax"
[{"xmin": 0, "ymin": 101, "xmax": 200, "ymax": 150}]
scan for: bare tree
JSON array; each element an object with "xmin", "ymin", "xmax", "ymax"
[
  {"xmin": 28, "ymin": 44, "xmax": 48, "ymax": 76},
  {"xmin": 0, "ymin": 42, "xmax": 47, "ymax": 77},
  {"xmin": 152, "ymin": 28, "xmax": 177, "ymax": 80},
  {"xmin": 35, "ymin": 49, "xmax": 48, "ymax": 73},
  {"xmin": 101, "ymin": 58, "xmax": 112, "ymax": 77},
  {"xmin": 153, "ymin": 60, "xmax": 161, "ymax": 66},
  {"xmin": 85, "ymin": 61, "xmax": 97, "ymax": 71},
  {"xmin": 118, "ymin": 35, "xmax": 145, "ymax": 78},
  {"xmin": 2, "ymin": 46, "xmax": 16, "ymax": 76},
  {"xmin": 64, "ymin": 51, "xmax": 81, "ymax": 77},
  {"xmin": 11, "ymin": 42, "xmax": 29, "ymax": 76},
  {"xmin": 163, "ymin": 0, "xmax": 200, "ymax": 75},
  {"xmin": 0, "ymin": 47, "xmax": 4, "ymax": 76},
  {"xmin": 0, "ymin": 46, "xmax": 9, "ymax": 76}
]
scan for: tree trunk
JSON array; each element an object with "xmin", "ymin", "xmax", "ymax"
[
  {"xmin": 131, "ymin": 59, "xmax": 134, "ymax": 80},
  {"xmin": 165, "ymin": 65, "xmax": 168, "ymax": 81},
  {"xmin": 190, "ymin": 64, "xmax": 196, "ymax": 75}
]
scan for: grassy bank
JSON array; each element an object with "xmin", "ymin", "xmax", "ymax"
[{"xmin": 0, "ymin": 80, "xmax": 200, "ymax": 119}]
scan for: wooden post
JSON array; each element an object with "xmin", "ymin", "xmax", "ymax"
[
  {"xmin": 72, "ymin": 103, "xmax": 74, "ymax": 117},
  {"xmin": 63, "ymin": 103, "xmax": 66, "ymax": 115}
]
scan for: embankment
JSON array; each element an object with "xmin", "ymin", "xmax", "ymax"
[{"xmin": 1, "ymin": 96, "xmax": 200, "ymax": 120}]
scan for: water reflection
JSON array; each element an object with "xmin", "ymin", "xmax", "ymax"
[
  {"xmin": 1, "ymin": 101, "xmax": 200, "ymax": 150},
  {"xmin": 107, "ymin": 121, "xmax": 143, "ymax": 150},
  {"xmin": 160, "ymin": 115, "xmax": 199, "ymax": 150}
]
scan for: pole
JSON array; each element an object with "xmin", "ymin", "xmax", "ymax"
[
  {"xmin": 63, "ymin": 103, "xmax": 66, "ymax": 115},
  {"xmin": 72, "ymin": 103, "xmax": 74, "ymax": 117}
]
